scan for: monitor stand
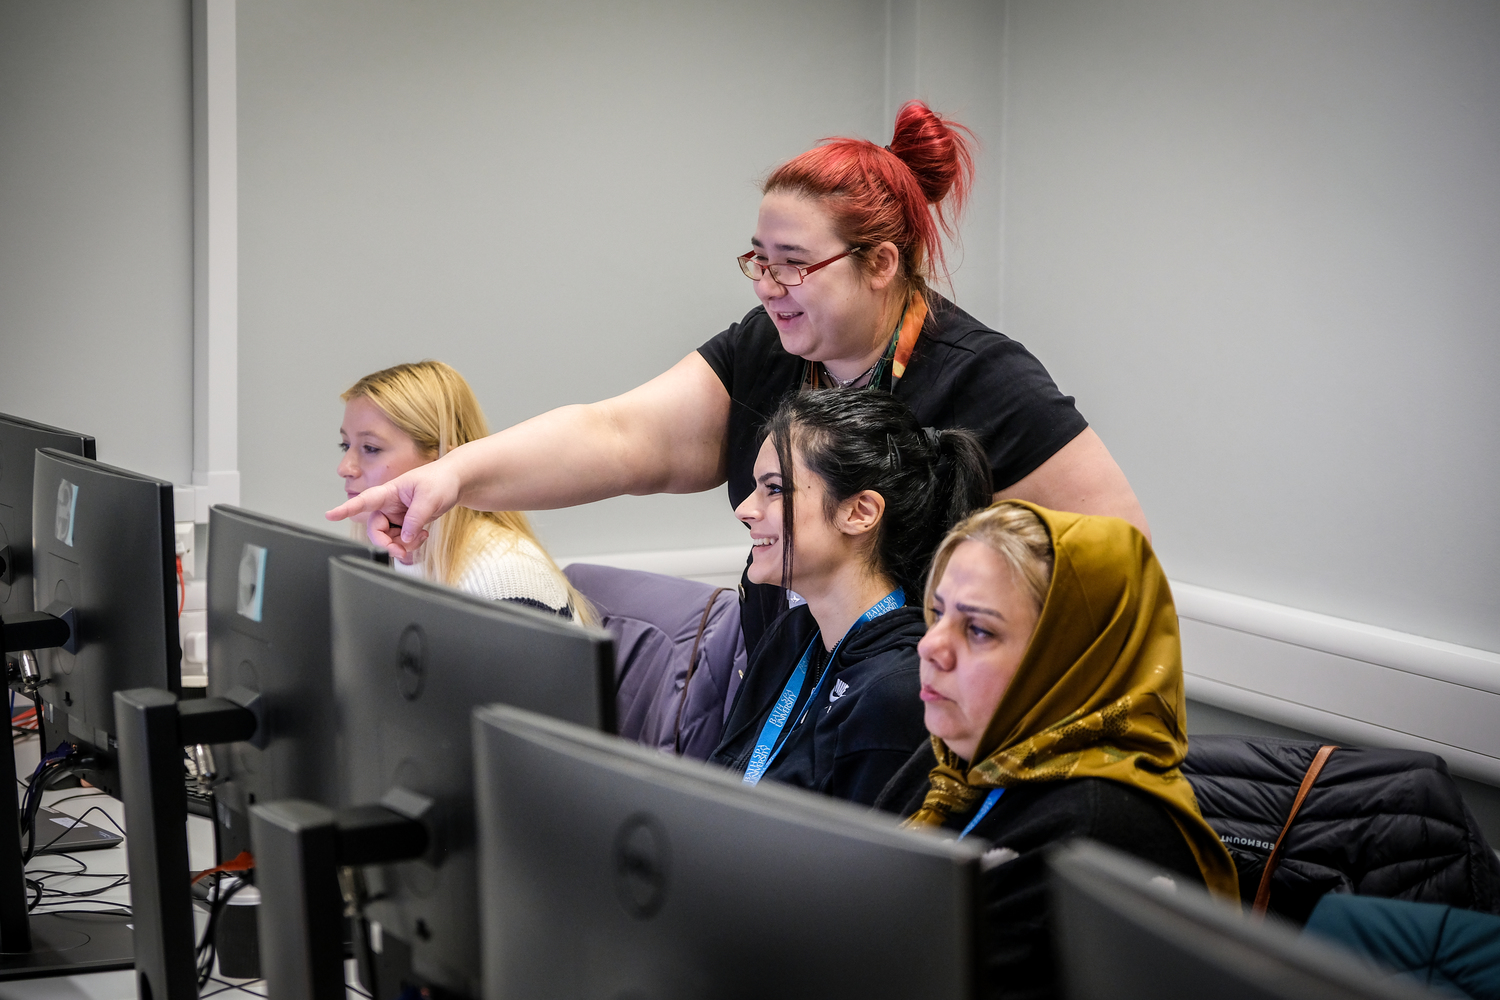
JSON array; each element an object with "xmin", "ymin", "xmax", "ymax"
[{"xmin": 0, "ymin": 687, "xmax": 133, "ymax": 980}]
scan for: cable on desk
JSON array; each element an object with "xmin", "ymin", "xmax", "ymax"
[
  {"xmin": 197, "ymin": 870, "xmax": 253, "ymax": 989},
  {"xmin": 28, "ymin": 867, "xmax": 130, "ymax": 903},
  {"xmin": 23, "ymin": 804, "xmax": 131, "ymax": 912},
  {"xmin": 34, "ymin": 802, "xmax": 127, "ymax": 856},
  {"xmin": 201, "ymin": 977, "xmax": 268, "ymax": 999},
  {"xmin": 21, "ymin": 747, "xmax": 72, "ymax": 858},
  {"xmin": 25, "ymin": 905, "xmax": 132, "ymax": 919},
  {"xmin": 20, "ymin": 743, "xmax": 84, "ymax": 863},
  {"xmin": 11, "ymin": 703, "xmax": 38, "ymax": 738},
  {"xmin": 193, "ymin": 850, "xmax": 253, "ymax": 885},
  {"xmin": 42, "ymin": 789, "xmax": 107, "ymax": 808}
]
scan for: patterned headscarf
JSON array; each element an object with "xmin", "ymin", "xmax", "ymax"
[{"xmin": 906, "ymin": 502, "xmax": 1239, "ymax": 900}]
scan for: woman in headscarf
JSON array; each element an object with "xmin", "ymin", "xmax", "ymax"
[{"xmin": 875, "ymin": 500, "xmax": 1238, "ymax": 999}]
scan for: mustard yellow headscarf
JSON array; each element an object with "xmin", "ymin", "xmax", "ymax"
[{"xmin": 907, "ymin": 502, "xmax": 1239, "ymax": 901}]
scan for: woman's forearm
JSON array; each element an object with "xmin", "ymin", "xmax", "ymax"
[
  {"xmin": 444, "ymin": 351, "xmax": 732, "ymax": 512},
  {"xmin": 442, "ymin": 403, "xmax": 661, "ymax": 511}
]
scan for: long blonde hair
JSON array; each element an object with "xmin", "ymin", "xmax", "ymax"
[{"xmin": 342, "ymin": 360, "xmax": 593, "ymax": 624}]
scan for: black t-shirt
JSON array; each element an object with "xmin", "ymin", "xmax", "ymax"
[{"xmin": 696, "ymin": 295, "xmax": 1090, "ymax": 510}]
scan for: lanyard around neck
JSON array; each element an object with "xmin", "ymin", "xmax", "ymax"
[
  {"xmin": 741, "ymin": 588, "xmax": 904, "ymax": 786},
  {"xmin": 803, "ymin": 291, "xmax": 927, "ymax": 391},
  {"xmin": 957, "ymin": 788, "xmax": 1004, "ymax": 840}
]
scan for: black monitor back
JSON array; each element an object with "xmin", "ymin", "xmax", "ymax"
[
  {"xmin": 31, "ymin": 448, "xmax": 178, "ymax": 793},
  {"xmin": 473, "ymin": 704, "xmax": 984, "ymax": 1000},
  {"xmin": 205, "ymin": 505, "xmax": 387, "ymax": 857},
  {"xmin": 330, "ymin": 556, "xmax": 615, "ymax": 998},
  {"xmin": 1048, "ymin": 839, "xmax": 1437, "ymax": 1000},
  {"xmin": 0, "ymin": 413, "xmax": 95, "ymax": 616}
]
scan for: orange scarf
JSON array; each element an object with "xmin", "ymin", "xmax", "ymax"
[{"xmin": 805, "ymin": 290, "xmax": 926, "ymax": 390}]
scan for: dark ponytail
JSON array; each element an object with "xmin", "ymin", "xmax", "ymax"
[{"xmin": 766, "ymin": 390, "xmax": 992, "ymax": 600}]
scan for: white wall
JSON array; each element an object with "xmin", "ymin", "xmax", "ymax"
[
  {"xmin": 886, "ymin": 0, "xmax": 1007, "ymax": 326},
  {"xmin": 4, "ymin": 0, "xmax": 1495, "ymax": 739},
  {"xmin": 1000, "ymin": 0, "xmax": 1500, "ymax": 654},
  {"xmin": 235, "ymin": 0, "xmax": 1008, "ymax": 558},
  {"xmin": 0, "ymin": 0, "xmax": 1011, "ymax": 558},
  {"xmin": 0, "ymin": 0, "xmax": 194, "ymax": 487}
]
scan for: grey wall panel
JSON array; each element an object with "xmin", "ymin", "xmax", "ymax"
[
  {"xmin": 235, "ymin": 0, "xmax": 904, "ymax": 554},
  {"xmin": 886, "ymin": 0, "xmax": 1007, "ymax": 327},
  {"xmin": 1001, "ymin": 0, "xmax": 1500, "ymax": 651},
  {"xmin": 0, "ymin": 0, "xmax": 194, "ymax": 486}
]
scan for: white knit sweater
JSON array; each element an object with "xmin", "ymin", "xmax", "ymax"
[{"xmin": 395, "ymin": 525, "xmax": 573, "ymax": 620}]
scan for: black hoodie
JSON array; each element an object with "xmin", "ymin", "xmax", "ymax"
[{"xmin": 709, "ymin": 602, "xmax": 930, "ymax": 806}]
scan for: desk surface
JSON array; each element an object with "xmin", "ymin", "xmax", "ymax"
[{"xmin": 8, "ymin": 731, "xmax": 366, "ymax": 999}]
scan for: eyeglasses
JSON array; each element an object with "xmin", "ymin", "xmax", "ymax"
[{"xmin": 737, "ymin": 247, "xmax": 862, "ymax": 287}]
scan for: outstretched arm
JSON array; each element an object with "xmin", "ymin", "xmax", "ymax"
[
  {"xmin": 327, "ymin": 352, "xmax": 731, "ymax": 561},
  {"xmin": 996, "ymin": 428, "xmax": 1151, "ymax": 541}
]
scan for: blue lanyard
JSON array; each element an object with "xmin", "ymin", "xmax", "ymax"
[
  {"xmin": 742, "ymin": 588, "xmax": 904, "ymax": 785},
  {"xmin": 957, "ymin": 788, "xmax": 1004, "ymax": 840}
]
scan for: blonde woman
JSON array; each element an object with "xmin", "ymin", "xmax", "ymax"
[{"xmin": 338, "ymin": 360, "xmax": 589, "ymax": 623}]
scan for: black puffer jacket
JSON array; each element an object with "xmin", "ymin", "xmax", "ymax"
[
  {"xmin": 709, "ymin": 603, "xmax": 929, "ymax": 806},
  {"xmin": 1182, "ymin": 735, "xmax": 1500, "ymax": 923}
]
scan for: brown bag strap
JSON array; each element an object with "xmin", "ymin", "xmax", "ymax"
[
  {"xmin": 673, "ymin": 587, "xmax": 732, "ymax": 755},
  {"xmin": 1253, "ymin": 744, "xmax": 1338, "ymax": 915}
]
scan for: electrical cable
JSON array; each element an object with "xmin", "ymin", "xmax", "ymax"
[
  {"xmin": 201, "ymin": 978, "xmax": 268, "ymax": 999},
  {"xmin": 192, "ymin": 850, "xmax": 253, "ymax": 885},
  {"xmin": 197, "ymin": 869, "xmax": 253, "ymax": 989},
  {"xmin": 12, "ymin": 694, "xmax": 38, "ymax": 739},
  {"xmin": 24, "ymin": 851, "xmax": 130, "ymax": 915},
  {"xmin": 21, "ymin": 745, "xmax": 81, "ymax": 863},
  {"xmin": 32, "ymin": 803, "xmax": 128, "ymax": 858},
  {"xmin": 41, "ymin": 789, "xmax": 106, "ymax": 808}
]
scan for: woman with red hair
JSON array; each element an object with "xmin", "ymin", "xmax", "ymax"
[{"xmin": 330, "ymin": 102, "xmax": 1147, "ymax": 652}]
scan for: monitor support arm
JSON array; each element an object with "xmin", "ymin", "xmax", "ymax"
[
  {"xmin": 113, "ymin": 688, "xmax": 259, "ymax": 1000},
  {"xmin": 0, "ymin": 613, "xmax": 134, "ymax": 979},
  {"xmin": 0, "ymin": 610, "xmax": 77, "ymax": 954},
  {"xmin": 251, "ymin": 799, "xmax": 429, "ymax": 1000},
  {"xmin": 0, "ymin": 611, "xmax": 71, "ymax": 654}
]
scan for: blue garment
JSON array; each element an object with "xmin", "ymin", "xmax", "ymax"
[{"xmin": 1304, "ymin": 894, "xmax": 1500, "ymax": 1000}]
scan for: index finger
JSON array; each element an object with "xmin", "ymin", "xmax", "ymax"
[{"xmin": 326, "ymin": 485, "xmax": 390, "ymax": 522}]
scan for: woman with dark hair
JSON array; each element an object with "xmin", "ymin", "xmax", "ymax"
[
  {"xmin": 329, "ymin": 101, "xmax": 1147, "ymax": 654},
  {"xmin": 707, "ymin": 390, "xmax": 992, "ymax": 805},
  {"xmin": 878, "ymin": 500, "xmax": 1238, "ymax": 999}
]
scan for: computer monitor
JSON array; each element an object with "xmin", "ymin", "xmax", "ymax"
[
  {"xmin": 472, "ymin": 704, "xmax": 985, "ymax": 1000},
  {"xmin": 0, "ymin": 414, "xmax": 95, "ymax": 617},
  {"xmin": 204, "ymin": 505, "xmax": 388, "ymax": 860},
  {"xmin": 330, "ymin": 556, "xmax": 615, "ymax": 999},
  {"xmin": 31, "ymin": 447, "xmax": 179, "ymax": 794},
  {"xmin": 1047, "ymin": 839, "xmax": 1433, "ymax": 1000}
]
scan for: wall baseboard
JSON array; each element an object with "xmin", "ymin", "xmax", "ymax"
[{"xmin": 561, "ymin": 545, "xmax": 1500, "ymax": 784}]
